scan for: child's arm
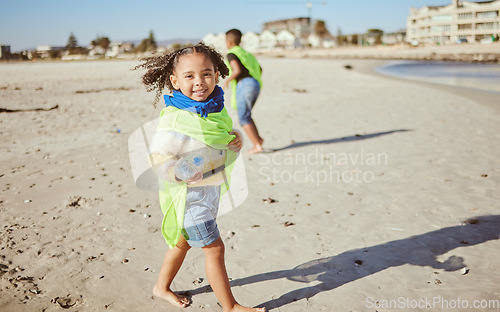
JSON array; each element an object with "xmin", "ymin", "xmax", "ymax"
[
  {"xmin": 227, "ymin": 131, "xmax": 242, "ymax": 153},
  {"xmin": 222, "ymin": 59, "xmax": 242, "ymax": 91}
]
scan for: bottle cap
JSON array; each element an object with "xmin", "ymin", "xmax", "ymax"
[{"xmin": 193, "ymin": 156, "xmax": 203, "ymax": 166}]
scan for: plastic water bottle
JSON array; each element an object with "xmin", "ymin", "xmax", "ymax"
[{"xmin": 175, "ymin": 155, "xmax": 204, "ymax": 181}]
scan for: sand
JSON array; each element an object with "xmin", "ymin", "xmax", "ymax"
[{"xmin": 1, "ymin": 56, "xmax": 499, "ymax": 312}]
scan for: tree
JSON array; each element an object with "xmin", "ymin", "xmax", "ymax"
[
  {"xmin": 91, "ymin": 36, "xmax": 111, "ymax": 51},
  {"xmin": 135, "ymin": 30, "xmax": 158, "ymax": 53},
  {"xmin": 49, "ymin": 50, "xmax": 61, "ymax": 59},
  {"xmin": 171, "ymin": 43, "xmax": 183, "ymax": 50},
  {"xmin": 336, "ymin": 27, "xmax": 342, "ymax": 46},
  {"xmin": 66, "ymin": 33, "xmax": 88, "ymax": 55},
  {"xmin": 314, "ymin": 20, "xmax": 330, "ymax": 38},
  {"xmin": 148, "ymin": 30, "xmax": 157, "ymax": 49},
  {"xmin": 351, "ymin": 34, "xmax": 359, "ymax": 45},
  {"xmin": 367, "ymin": 29, "xmax": 384, "ymax": 45},
  {"xmin": 66, "ymin": 33, "xmax": 78, "ymax": 51}
]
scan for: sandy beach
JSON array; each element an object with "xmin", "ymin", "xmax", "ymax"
[{"xmin": 1, "ymin": 55, "xmax": 500, "ymax": 311}]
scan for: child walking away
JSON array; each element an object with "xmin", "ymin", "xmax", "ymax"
[
  {"xmin": 134, "ymin": 43, "xmax": 265, "ymax": 312},
  {"xmin": 223, "ymin": 28, "xmax": 265, "ymax": 154}
]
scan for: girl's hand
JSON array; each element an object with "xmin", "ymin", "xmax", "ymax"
[
  {"xmin": 227, "ymin": 131, "xmax": 242, "ymax": 153},
  {"xmin": 186, "ymin": 171, "xmax": 203, "ymax": 184}
]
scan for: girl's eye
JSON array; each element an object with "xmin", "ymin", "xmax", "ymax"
[
  {"xmin": 185, "ymin": 75, "xmax": 193, "ymax": 79},
  {"xmin": 204, "ymin": 73, "xmax": 212, "ymax": 77}
]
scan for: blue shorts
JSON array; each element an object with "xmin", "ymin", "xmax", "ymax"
[
  {"xmin": 236, "ymin": 77, "xmax": 260, "ymax": 126},
  {"xmin": 182, "ymin": 185, "xmax": 221, "ymax": 247}
]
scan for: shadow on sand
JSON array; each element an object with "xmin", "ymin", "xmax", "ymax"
[
  {"xmin": 0, "ymin": 105, "xmax": 59, "ymax": 113},
  {"xmin": 268, "ymin": 129, "xmax": 412, "ymax": 152},
  {"xmin": 189, "ymin": 215, "xmax": 500, "ymax": 310}
]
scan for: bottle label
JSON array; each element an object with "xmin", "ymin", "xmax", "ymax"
[{"xmin": 193, "ymin": 156, "xmax": 203, "ymax": 167}]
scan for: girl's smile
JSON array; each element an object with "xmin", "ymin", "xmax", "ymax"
[{"xmin": 170, "ymin": 52, "xmax": 219, "ymax": 102}]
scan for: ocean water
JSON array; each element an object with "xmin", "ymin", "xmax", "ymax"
[{"xmin": 376, "ymin": 61, "xmax": 500, "ymax": 93}]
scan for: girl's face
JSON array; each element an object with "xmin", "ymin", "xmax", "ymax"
[{"xmin": 170, "ymin": 52, "xmax": 219, "ymax": 102}]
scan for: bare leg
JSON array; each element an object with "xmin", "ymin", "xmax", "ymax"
[
  {"xmin": 203, "ymin": 237, "xmax": 265, "ymax": 312},
  {"xmin": 153, "ymin": 236, "xmax": 191, "ymax": 308},
  {"xmin": 242, "ymin": 121, "xmax": 264, "ymax": 154}
]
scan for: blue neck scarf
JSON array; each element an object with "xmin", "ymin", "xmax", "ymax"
[{"xmin": 164, "ymin": 86, "xmax": 225, "ymax": 118}]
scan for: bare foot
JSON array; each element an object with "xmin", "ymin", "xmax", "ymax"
[
  {"xmin": 247, "ymin": 145, "xmax": 264, "ymax": 154},
  {"xmin": 247, "ymin": 138, "xmax": 264, "ymax": 154},
  {"xmin": 257, "ymin": 137, "xmax": 264, "ymax": 148},
  {"xmin": 226, "ymin": 303, "xmax": 266, "ymax": 312},
  {"xmin": 153, "ymin": 284, "xmax": 190, "ymax": 308}
]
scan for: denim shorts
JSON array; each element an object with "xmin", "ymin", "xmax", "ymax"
[
  {"xmin": 236, "ymin": 77, "xmax": 260, "ymax": 126},
  {"xmin": 182, "ymin": 185, "xmax": 221, "ymax": 247}
]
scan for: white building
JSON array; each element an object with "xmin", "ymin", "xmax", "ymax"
[
  {"xmin": 241, "ymin": 31, "xmax": 260, "ymax": 52},
  {"xmin": 88, "ymin": 46, "xmax": 107, "ymax": 57},
  {"xmin": 201, "ymin": 33, "xmax": 217, "ymax": 48},
  {"xmin": 201, "ymin": 33, "xmax": 216, "ymax": 45},
  {"xmin": 263, "ymin": 17, "xmax": 311, "ymax": 39},
  {"xmin": 259, "ymin": 30, "xmax": 278, "ymax": 49},
  {"xmin": 105, "ymin": 42, "xmax": 122, "ymax": 58},
  {"xmin": 382, "ymin": 30, "xmax": 407, "ymax": 45},
  {"xmin": 201, "ymin": 33, "xmax": 226, "ymax": 53},
  {"xmin": 308, "ymin": 34, "xmax": 336, "ymax": 48},
  {"xmin": 407, "ymin": 0, "xmax": 500, "ymax": 44},
  {"xmin": 35, "ymin": 45, "xmax": 65, "ymax": 58},
  {"xmin": 276, "ymin": 29, "xmax": 298, "ymax": 49}
]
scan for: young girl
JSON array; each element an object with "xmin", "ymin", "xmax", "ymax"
[{"xmin": 134, "ymin": 43, "xmax": 265, "ymax": 312}]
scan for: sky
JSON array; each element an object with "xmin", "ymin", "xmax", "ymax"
[{"xmin": 0, "ymin": 0, "xmax": 455, "ymax": 52}]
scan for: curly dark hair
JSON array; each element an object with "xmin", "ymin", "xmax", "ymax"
[{"xmin": 133, "ymin": 42, "xmax": 229, "ymax": 105}]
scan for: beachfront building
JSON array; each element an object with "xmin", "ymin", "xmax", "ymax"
[
  {"xmin": 241, "ymin": 31, "xmax": 260, "ymax": 52},
  {"xmin": 201, "ymin": 33, "xmax": 226, "ymax": 53},
  {"xmin": 382, "ymin": 30, "xmax": 407, "ymax": 45},
  {"xmin": 259, "ymin": 30, "xmax": 279, "ymax": 49},
  {"xmin": 203, "ymin": 29, "xmax": 337, "ymax": 51},
  {"xmin": 308, "ymin": 33, "xmax": 336, "ymax": 48},
  {"xmin": 201, "ymin": 33, "xmax": 217, "ymax": 47},
  {"xmin": 202, "ymin": 31, "xmax": 260, "ymax": 52},
  {"xmin": 407, "ymin": 0, "xmax": 500, "ymax": 44},
  {"xmin": 103, "ymin": 42, "xmax": 135, "ymax": 58},
  {"xmin": 263, "ymin": 17, "xmax": 311, "ymax": 40},
  {"xmin": 202, "ymin": 17, "xmax": 330, "ymax": 52},
  {"xmin": 34, "ymin": 45, "xmax": 66, "ymax": 59},
  {"xmin": 276, "ymin": 29, "xmax": 299, "ymax": 49},
  {"xmin": 0, "ymin": 44, "xmax": 11, "ymax": 60}
]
